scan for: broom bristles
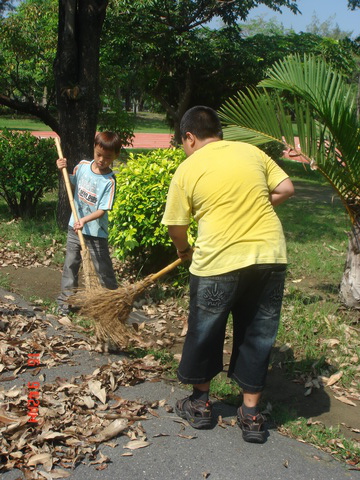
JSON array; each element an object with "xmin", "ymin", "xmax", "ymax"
[
  {"xmin": 70, "ymin": 276, "xmax": 155, "ymax": 348},
  {"xmin": 81, "ymin": 248, "xmax": 101, "ymax": 289}
]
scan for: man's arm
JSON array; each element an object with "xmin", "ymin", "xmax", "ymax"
[
  {"xmin": 167, "ymin": 225, "xmax": 193, "ymax": 260},
  {"xmin": 269, "ymin": 178, "xmax": 294, "ymax": 207}
]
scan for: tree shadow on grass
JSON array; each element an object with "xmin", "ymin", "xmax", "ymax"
[{"xmin": 264, "ymin": 348, "xmax": 331, "ymax": 426}]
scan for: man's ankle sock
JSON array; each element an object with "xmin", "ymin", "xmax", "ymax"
[
  {"xmin": 241, "ymin": 403, "xmax": 259, "ymax": 416},
  {"xmin": 190, "ymin": 388, "xmax": 209, "ymax": 402}
]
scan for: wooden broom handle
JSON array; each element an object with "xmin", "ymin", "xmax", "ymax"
[
  {"xmin": 54, "ymin": 137, "xmax": 87, "ymax": 251},
  {"xmin": 150, "ymin": 257, "xmax": 183, "ymax": 281}
]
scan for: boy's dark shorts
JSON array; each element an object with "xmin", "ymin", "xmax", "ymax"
[{"xmin": 177, "ymin": 264, "xmax": 286, "ymax": 392}]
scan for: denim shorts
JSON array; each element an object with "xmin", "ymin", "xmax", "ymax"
[{"xmin": 177, "ymin": 264, "xmax": 286, "ymax": 393}]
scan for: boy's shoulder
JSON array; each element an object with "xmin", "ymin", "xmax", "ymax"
[{"xmin": 75, "ymin": 159, "xmax": 91, "ymax": 169}]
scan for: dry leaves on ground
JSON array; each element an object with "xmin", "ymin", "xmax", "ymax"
[
  {"xmin": 0, "ymin": 299, "xmax": 173, "ymax": 479},
  {"xmin": 0, "ymin": 237, "xmax": 64, "ymax": 269}
]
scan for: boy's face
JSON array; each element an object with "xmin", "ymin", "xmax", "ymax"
[{"xmin": 93, "ymin": 145, "xmax": 117, "ymax": 172}]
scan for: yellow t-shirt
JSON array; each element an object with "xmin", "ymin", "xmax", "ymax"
[{"xmin": 162, "ymin": 140, "xmax": 289, "ymax": 276}]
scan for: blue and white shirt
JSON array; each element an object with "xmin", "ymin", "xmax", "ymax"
[{"xmin": 69, "ymin": 160, "xmax": 116, "ymax": 238}]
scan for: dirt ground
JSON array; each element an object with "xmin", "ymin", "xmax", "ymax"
[
  {"xmin": 0, "ymin": 179, "xmax": 359, "ymax": 450},
  {"xmin": 1, "ymin": 258, "xmax": 359, "ymax": 444}
]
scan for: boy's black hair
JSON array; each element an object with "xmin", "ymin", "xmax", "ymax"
[
  {"xmin": 94, "ymin": 131, "xmax": 122, "ymax": 155},
  {"xmin": 180, "ymin": 106, "xmax": 223, "ymax": 141}
]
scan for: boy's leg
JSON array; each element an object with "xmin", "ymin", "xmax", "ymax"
[
  {"xmin": 86, "ymin": 236, "xmax": 117, "ymax": 290},
  {"xmin": 228, "ymin": 265, "xmax": 286, "ymax": 443},
  {"xmin": 229, "ymin": 265, "xmax": 286, "ymax": 392},
  {"xmin": 57, "ymin": 228, "xmax": 82, "ymax": 312},
  {"xmin": 177, "ymin": 273, "xmax": 237, "ymax": 384},
  {"xmin": 176, "ymin": 273, "xmax": 238, "ymax": 429}
]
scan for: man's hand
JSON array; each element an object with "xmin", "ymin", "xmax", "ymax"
[{"xmin": 176, "ymin": 244, "xmax": 194, "ymax": 261}]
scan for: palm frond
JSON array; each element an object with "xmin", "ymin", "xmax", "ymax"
[
  {"xmin": 219, "ymin": 54, "xmax": 360, "ymax": 223},
  {"xmin": 260, "ymin": 54, "xmax": 360, "ymax": 182}
]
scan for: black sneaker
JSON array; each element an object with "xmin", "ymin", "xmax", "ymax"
[
  {"xmin": 175, "ymin": 396, "xmax": 212, "ymax": 429},
  {"xmin": 237, "ymin": 407, "xmax": 267, "ymax": 443}
]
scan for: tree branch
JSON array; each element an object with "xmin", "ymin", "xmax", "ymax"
[{"xmin": 0, "ymin": 94, "xmax": 59, "ymax": 132}]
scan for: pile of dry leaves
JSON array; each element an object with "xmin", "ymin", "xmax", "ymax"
[
  {"xmin": 0, "ymin": 236, "xmax": 63, "ymax": 269},
  {"xmin": 0, "ymin": 298, "xmax": 177, "ymax": 479}
]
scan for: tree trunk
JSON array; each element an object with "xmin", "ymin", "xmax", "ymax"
[
  {"xmin": 54, "ymin": 0, "xmax": 108, "ymax": 229},
  {"xmin": 339, "ymin": 225, "xmax": 360, "ymax": 309},
  {"xmin": 154, "ymin": 70, "xmax": 192, "ymax": 146}
]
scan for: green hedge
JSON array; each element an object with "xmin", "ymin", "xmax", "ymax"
[
  {"xmin": 109, "ymin": 148, "xmax": 197, "ymax": 267},
  {"xmin": 0, "ymin": 129, "xmax": 58, "ymax": 218}
]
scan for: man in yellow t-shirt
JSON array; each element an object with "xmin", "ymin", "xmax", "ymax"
[{"xmin": 162, "ymin": 106, "xmax": 294, "ymax": 443}]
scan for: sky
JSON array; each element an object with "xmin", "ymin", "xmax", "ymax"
[{"xmin": 245, "ymin": 0, "xmax": 360, "ymax": 37}]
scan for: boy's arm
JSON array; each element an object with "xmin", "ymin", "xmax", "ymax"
[
  {"xmin": 73, "ymin": 209, "xmax": 106, "ymax": 232},
  {"xmin": 269, "ymin": 178, "xmax": 294, "ymax": 207}
]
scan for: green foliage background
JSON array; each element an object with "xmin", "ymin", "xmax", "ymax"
[
  {"xmin": 0, "ymin": 129, "xmax": 58, "ymax": 218},
  {"xmin": 109, "ymin": 148, "xmax": 196, "ymax": 265}
]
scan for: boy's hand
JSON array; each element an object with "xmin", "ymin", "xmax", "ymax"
[
  {"xmin": 56, "ymin": 158, "xmax": 67, "ymax": 170},
  {"xmin": 73, "ymin": 219, "xmax": 85, "ymax": 232}
]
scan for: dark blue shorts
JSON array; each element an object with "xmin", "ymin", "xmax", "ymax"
[{"xmin": 177, "ymin": 264, "xmax": 286, "ymax": 393}]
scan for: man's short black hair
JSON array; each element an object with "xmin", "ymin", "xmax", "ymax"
[{"xmin": 180, "ymin": 106, "xmax": 223, "ymax": 141}]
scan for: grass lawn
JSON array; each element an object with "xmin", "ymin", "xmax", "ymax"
[
  {"xmin": 130, "ymin": 111, "xmax": 172, "ymax": 133},
  {"xmin": 0, "ymin": 116, "xmax": 53, "ymax": 131},
  {"xmin": 0, "ymin": 111, "xmax": 172, "ymax": 134}
]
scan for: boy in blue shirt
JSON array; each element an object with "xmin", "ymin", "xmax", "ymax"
[{"xmin": 56, "ymin": 131, "xmax": 121, "ymax": 314}]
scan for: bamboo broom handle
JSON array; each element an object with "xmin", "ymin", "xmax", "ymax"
[
  {"xmin": 54, "ymin": 137, "xmax": 87, "ymax": 251},
  {"xmin": 149, "ymin": 257, "xmax": 183, "ymax": 282}
]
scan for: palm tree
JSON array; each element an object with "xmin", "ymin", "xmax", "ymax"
[{"xmin": 219, "ymin": 54, "xmax": 360, "ymax": 308}]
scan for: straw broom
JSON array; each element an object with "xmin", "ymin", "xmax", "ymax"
[
  {"xmin": 54, "ymin": 137, "xmax": 101, "ymax": 290},
  {"xmin": 71, "ymin": 257, "xmax": 182, "ymax": 347}
]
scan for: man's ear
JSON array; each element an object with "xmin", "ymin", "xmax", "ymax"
[{"xmin": 186, "ymin": 132, "xmax": 196, "ymax": 147}]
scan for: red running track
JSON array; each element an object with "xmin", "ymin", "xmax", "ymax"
[
  {"xmin": 31, "ymin": 131, "xmax": 307, "ymax": 161},
  {"xmin": 30, "ymin": 131, "xmax": 173, "ymax": 149}
]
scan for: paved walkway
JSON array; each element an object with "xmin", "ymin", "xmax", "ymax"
[{"xmin": 1, "ymin": 288, "xmax": 358, "ymax": 480}]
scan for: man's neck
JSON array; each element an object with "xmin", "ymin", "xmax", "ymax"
[{"xmin": 193, "ymin": 136, "xmax": 221, "ymax": 152}]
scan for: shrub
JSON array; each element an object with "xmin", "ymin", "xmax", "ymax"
[
  {"xmin": 260, "ymin": 141, "xmax": 285, "ymax": 162},
  {"xmin": 109, "ymin": 148, "xmax": 196, "ymax": 268},
  {"xmin": 0, "ymin": 129, "xmax": 58, "ymax": 218}
]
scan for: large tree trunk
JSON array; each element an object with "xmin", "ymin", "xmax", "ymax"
[
  {"xmin": 54, "ymin": 0, "xmax": 108, "ymax": 229},
  {"xmin": 339, "ymin": 225, "xmax": 360, "ymax": 309}
]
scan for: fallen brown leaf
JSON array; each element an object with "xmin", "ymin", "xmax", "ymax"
[
  {"xmin": 334, "ymin": 395, "xmax": 357, "ymax": 407},
  {"xmin": 123, "ymin": 440, "xmax": 151, "ymax": 450},
  {"xmin": 27, "ymin": 452, "xmax": 53, "ymax": 471},
  {"xmin": 88, "ymin": 418, "xmax": 128, "ymax": 443},
  {"xmin": 326, "ymin": 371, "xmax": 343, "ymax": 387}
]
